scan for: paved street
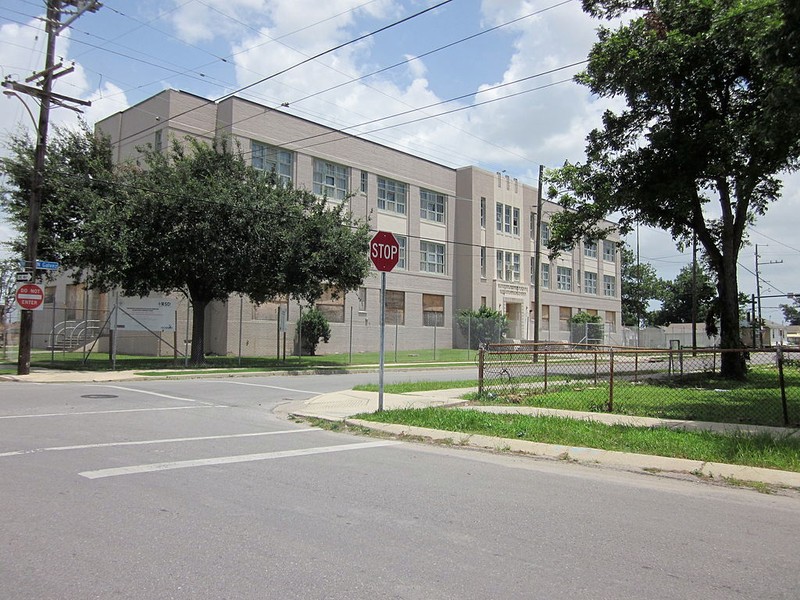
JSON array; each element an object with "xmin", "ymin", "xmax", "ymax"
[{"xmin": 2, "ymin": 373, "xmax": 799, "ymax": 599}]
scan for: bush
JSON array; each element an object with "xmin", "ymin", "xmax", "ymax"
[
  {"xmin": 457, "ymin": 306, "xmax": 508, "ymax": 349},
  {"xmin": 298, "ymin": 307, "xmax": 331, "ymax": 356}
]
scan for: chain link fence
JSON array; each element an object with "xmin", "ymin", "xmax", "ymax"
[{"xmin": 478, "ymin": 344, "xmax": 800, "ymax": 428}]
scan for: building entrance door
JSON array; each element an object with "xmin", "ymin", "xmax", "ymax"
[{"xmin": 505, "ymin": 302, "xmax": 522, "ymax": 339}]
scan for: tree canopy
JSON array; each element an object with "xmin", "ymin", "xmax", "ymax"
[
  {"xmin": 651, "ymin": 263, "xmax": 717, "ymax": 327},
  {"xmin": 547, "ymin": 0, "xmax": 800, "ymax": 378},
  {"xmin": 1, "ymin": 126, "xmax": 372, "ymax": 364},
  {"xmin": 619, "ymin": 243, "xmax": 664, "ymax": 326}
]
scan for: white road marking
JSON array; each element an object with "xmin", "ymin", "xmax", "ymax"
[
  {"xmin": 205, "ymin": 380, "xmax": 320, "ymax": 395},
  {"xmin": 0, "ymin": 405, "xmax": 225, "ymax": 420},
  {"xmin": 0, "ymin": 428, "xmax": 321, "ymax": 458},
  {"xmin": 100, "ymin": 385, "xmax": 218, "ymax": 406},
  {"xmin": 79, "ymin": 440, "xmax": 400, "ymax": 479}
]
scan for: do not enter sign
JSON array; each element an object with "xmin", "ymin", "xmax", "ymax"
[
  {"xmin": 370, "ymin": 231, "xmax": 400, "ymax": 272},
  {"xmin": 16, "ymin": 283, "xmax": 45, "ymax": 311}
]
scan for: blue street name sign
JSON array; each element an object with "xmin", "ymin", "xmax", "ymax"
[{"xmin": 36, "ymin": 260, "xmax": 59, "ymax": 270}]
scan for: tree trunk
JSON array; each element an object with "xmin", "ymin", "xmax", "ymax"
[
  {"xmin": 190, "ymin": 298, "xmax": 208, "ymax": 366},
  {"xmin": 717, "ymin": 253, "xmax": 747, "ymax": 379}
]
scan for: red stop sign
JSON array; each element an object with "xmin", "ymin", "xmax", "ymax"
[
  {"xmin": 370, "ymin": 231, "xmax": 400, "ymax": 272},
  {"xmin": 16, "ymin": 283, "xmax": 45, "ymax": 311}
]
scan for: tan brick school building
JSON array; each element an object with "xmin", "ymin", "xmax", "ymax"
[{"xmin": 33, "ymin": 89, "xmax": 622, "ymax": 357}]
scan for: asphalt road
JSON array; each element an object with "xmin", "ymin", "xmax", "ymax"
[{"xmin": 1, "ymin": 372, "xmax": 799, "ymax": 599}]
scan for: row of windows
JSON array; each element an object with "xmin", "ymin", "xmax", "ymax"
[
  {"xmin": 537, "ymin": 223, "xmax": 616, "ymax": 262},
  {"xmin": 251, "ymin": 141, "xmax": 447, "ymax": 222},
  {"xmin": 537, "ymin": 262, "xmax": 616, "ymax": 296},
  {"xmin": 538, "ymin": 305, "xmax": 618, "ymax": 333},
  {"xmin": 324, "ymin": 289, "xmax": 446, "ymax": 327}
]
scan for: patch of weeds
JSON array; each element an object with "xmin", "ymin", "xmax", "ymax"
[{"xmin": 722, "ymin": 477, "xmax": 775, "ymax": 494}]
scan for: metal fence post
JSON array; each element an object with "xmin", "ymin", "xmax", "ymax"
[
  {"xmin": 543, "ymin": 351, "xmax": 548, "ymax": 393},
  {"xmin": 777, "ymin": 345, "xmax": 789, "ymax": 426},
  {"xmin": 478, "ymin": 346, "xmax": 485, "ymax": 395},
  {"xmin": 608, "ymin": 347, "xmax": 614, "ymax": 412}
]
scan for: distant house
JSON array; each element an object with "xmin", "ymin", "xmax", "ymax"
[{"xmin": 740, "ymin": 319, "xmax": 788, "ymax": 347}]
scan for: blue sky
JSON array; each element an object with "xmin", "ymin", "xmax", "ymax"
[{"xmin": 1, "ymin": 0, "xmax": 798, "ymax": 322}]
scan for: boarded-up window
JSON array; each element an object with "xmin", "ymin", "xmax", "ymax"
[
  {"xmin": 540, "ymin": 304, "xmax": 550, "ymax": 330},
  {"xmin": 559, "ymin": 306, "xmax": 572, "ymax": 331},
  {"xmin": 66, "ymin": 284, "xmax": 85, "ymax": 320},
  {"xmin": 423, "ymin": 293, "xmax": 444, "ymax": 327},
  {"xmin": 605, "ymin": 310, "xmax": 616, "ymax": 333},
  {"xmin": 44, "ymin": 286, "xmax": 56, "ymax": 305},
  {"xmin": 386, "ymin": 290, "xmax": 405, "ymax": 325},
  {"xmin": 357, "ymin": 287, "xmax": 367, "ymax": 313},
  {"xmin": 316, "ymin": 288, "xmax": 345, "ymax": 323},
  {"xmin": 252, "ymin": 297, "xmax": 286, "ymax": 321}
]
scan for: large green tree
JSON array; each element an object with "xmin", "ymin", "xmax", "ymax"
[
  {"xmin": 651, "ymin": 264, "xmax": 717, "ymax": 327},
  {"xmin": 779, "ymin": 299, "xmax": 800, "ymax": 326},
  {"xmin": 2, "ymin": 128, "xmax": 371, "ymax": 365},
  {"xmin": 547, "ymin": 0, "xmax": 800, "ymax": 379},
  {"xmin": 619, "ymin": 243, "xmax": 664, "ymax": 326},
  {"xmin": 1, "ymin": 122, "xmax": 116, "ymax": 263}
]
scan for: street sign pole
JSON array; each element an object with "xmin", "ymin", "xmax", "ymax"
[
  {"xmin": 378, "ymin": 271, "xmax": 387, "ymax": 412},
  {"xmin": 369, "ymin": 231, "xmax": 399, "ymax": 413}
]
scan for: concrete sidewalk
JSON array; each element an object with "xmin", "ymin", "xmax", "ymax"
[{"xmin": 288, "ymin": 389, "xmax": 800, "ymax": 490}]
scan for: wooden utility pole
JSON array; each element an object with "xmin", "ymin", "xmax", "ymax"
[{"xmin": 4, "ymin": 1, "xmax": 99, "ymax": 375}]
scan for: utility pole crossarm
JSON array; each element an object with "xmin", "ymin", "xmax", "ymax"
[{"xmin": 12, "ymin": 0, "xmax": 102, "ymax": 376}]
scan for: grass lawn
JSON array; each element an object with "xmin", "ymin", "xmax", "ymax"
[
  {"xmin": 355, "ymin": 407, "xmax": 800, "ymax": 473},
  {"xmin": 479, "ymin": 367, "xmax": 800, "ymax": 428},
  {"xmin": 0, "ymin": 347, "xmax": 477, "ymax": 375}
]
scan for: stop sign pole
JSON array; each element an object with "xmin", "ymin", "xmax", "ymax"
[{"xmin": 370, "ymin": 231, "xmax": 400, "ymax": 411}]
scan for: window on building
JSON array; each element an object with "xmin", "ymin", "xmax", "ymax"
[
  {"xmin": 603, "ymin": 275, "xmax": 616, "ymax": 297},
  {"xmin": 481, "ymin": 296, "xmax": 487, "ymax": 307},
  {"xmin": 603, "ymin": 240, "xmax": 616, "ymax": 262},
  {"xmin": 559, "ymin": 306, "xmax": 572, "ymax": 331},
  {"xmin": 252, "ymin": 297, "xmax": 286, "ymax": 320},
  {"xmin": 420, "ymin": 240, "xmax": 445, "ymax": 274},
  {"xmin": 423, "ymin": 293, "xmax": 445, "ymax": 327},
  {"xmin": 605, "ymin": 310, "xmax": 616, "ymax": 333},
  {"xmin": 396, "ymin": 235, "xmax": 407, "ymax": 270},
  {"xmin": 480, "ymin": 246, "xmax": 486, "ymax": 278},
  {"xmin": 530, "ymin": 212, "xmax": 536, "ymax": 240},
  {"xmin": 504, "ymin": 205, "xmax": 512, "ymax": 233},
  {"xmin": 540, "ymin": 304, "xmax": 550, "ymax": 330},
  {"xmin": 377, "ymin": 177, "xmax": 407, "ymax": 214},
  {"xmin": 556, "ymin": 266, "xmax": 572, "ymax": 291},
  {"xmin": 480, "ymin": 197, "xmax": 486, "ymax": 229},
  {"xmin": 253, "ymin": 141, "xmax": 294, "ymax": 186},
  {"xmin": 313, "ymin": 159, "xmax": 348, "ymax": 200},
  {"xmin": 360, "ymin": 171, "xmax": 368, "ymax": 194},
  {"xmin": 542, "ymin": 263, "xmax": 550, "ymax": 288},
  {"xmin": 512, "ymin": 207, "xmax": 520, "ymax": 235},
  {"xmin": 420, "ymin": 189, "xmax": 446, "ymax": 222},
  {"xmin": 584, "ymin": 271, "xmax": 597, "ymax": 295},
  {"xmin": 540, "ymin": 221, "xmax": 550, "ymax": 246},
  {"xmin": 315, "ymin": 288, "xmax": 345, "ymax": 323},
  {"xmin": 386, "ymin": 290, "xmax": 405, "ymax": 325},
  {"xmin": 584, "ymin": 240, "xmax": 597, "ymax": 258},
  {"xmin": 357, "ymin": 287, "xmax": 367, "ymax": 313},
  {"xmin": 497, "ymin": 251, "xmax": 521, "ymax": 282},
  {"xmin": 154, "ymin": 129, "xmax": 163, "ymax": 153},
  {"xmin": 496, "ymin": 203, "xmax": 503, "ymax": 232}
]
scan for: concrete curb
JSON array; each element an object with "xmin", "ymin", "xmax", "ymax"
[{"xmin": 332, "ymin": 418, "xmax": 800, "ymax": 489}]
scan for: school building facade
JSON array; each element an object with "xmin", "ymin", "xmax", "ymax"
[{"xmin": 69, "ymin": 88, "xmax": 622, "ymax": 357}]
